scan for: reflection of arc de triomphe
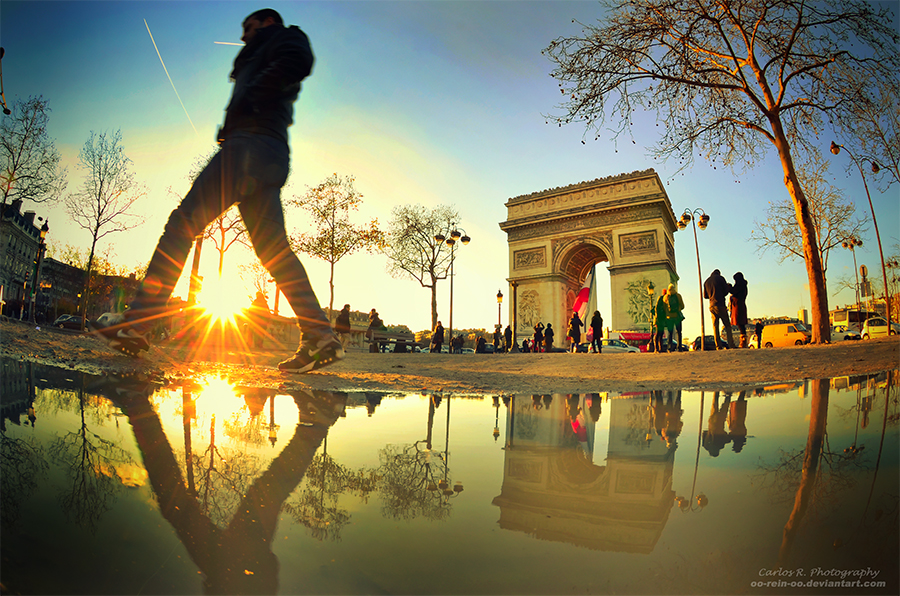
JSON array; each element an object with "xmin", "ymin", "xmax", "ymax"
[{"xmin": 499, "ymin": 169, "xmax": 678, "ymax": 339}]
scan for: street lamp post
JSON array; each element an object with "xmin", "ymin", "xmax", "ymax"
[
  {"xmin": 830, "ymin": 141, "xmax": 891, "ymax": 331},
  {"xmin": 434, "ymin": 228, "xmax": 470, "ymax": 349},
  {"xmin": 842, "ymin": 236, "xmax": 864, "ymax": 309},
  {"xmin": 496, "ymin": 289, "xmax": 503, "ymax": 329},
  {"xmin": 677, "ymin": 209, "xmax": 710, "ymax": 350}
]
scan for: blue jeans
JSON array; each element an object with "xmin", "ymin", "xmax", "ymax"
[{"xmin": 130, "ymin": 133, "xmax": 331, "ymax": 338}]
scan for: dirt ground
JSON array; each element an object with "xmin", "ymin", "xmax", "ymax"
[{"xmin": 1, "ymin": 319, "xmax": 897, "ymax": 395}]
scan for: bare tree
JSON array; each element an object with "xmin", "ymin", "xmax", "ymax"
[
  {"xmin": 750, "ymin": 152, "xmax": 869, "ymax": 290},
  {"xmin": 1, "ymin": 96, "xmax": 68, "ymax": 206},
  {"xmin": 543, "ymin": 0, "xmax": 899, "ymax": 343},
  {"xmin": 64, "ymin": 130, "xmax": 146, "ymax": 327},
  {"xmin": 183, "ymin": 148, "xmax": 251, "ymax": 279},
  {"xmin": 833, "ymin": 74, "xmax": 900, "ymax": 191},
  {"xmin": 287, "ymin": 173, "xmax": 385, "ymax": 314},
  {"xmin": 383, "ymin": 204, "xmax": 460, "ymax": 330}
]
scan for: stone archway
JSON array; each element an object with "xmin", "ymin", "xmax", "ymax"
[{"xmin": 499, "ymin": 169, "xmax": 678, "ymax": 343}]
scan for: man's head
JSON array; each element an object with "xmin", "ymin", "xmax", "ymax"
[{"xmin": 242, "ymin": 8, "xmax": 283, "ymax": 43}]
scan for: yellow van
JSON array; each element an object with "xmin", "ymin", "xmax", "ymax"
[{"xmin": 759, "ymin": 323, "xmax": 811, "ymax": 348}]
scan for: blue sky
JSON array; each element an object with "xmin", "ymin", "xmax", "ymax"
[{"xmin": 2, "ymin": 0, "xmax": 897, "ymax": 339}]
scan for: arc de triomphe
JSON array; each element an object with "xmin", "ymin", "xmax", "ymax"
[{"xmin": 499, "ymin": 169, "xmax": 679, "ymax": 343}]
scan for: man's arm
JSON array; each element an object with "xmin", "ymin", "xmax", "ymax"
[{"xmin": 246, "ymin": 27, "xmax": 314, "ymax": 105}]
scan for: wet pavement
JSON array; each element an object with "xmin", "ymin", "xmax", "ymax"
[{"xmin": 1, "ymin": 357, "xmax": 897, "ymax": 595}]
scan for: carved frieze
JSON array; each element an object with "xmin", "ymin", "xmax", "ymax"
[
  {"xmin": 506, "ymin": 205, "xmax": 662, "ymax": 242},
  {"xmin": 514, "ymin": 247, "xmax": 546, "ymax": 270},
  {"xmin": 619, "ymin": 230, "xmax": 658, "ymax": 257}
]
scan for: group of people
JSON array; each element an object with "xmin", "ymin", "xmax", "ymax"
[
  {"xmin": 704, "ymin": 269, "xmax": 749, "ymax": 349},
  {"xmin": 563, "ymin": 310, "xmax": 606, "ymax": 353}
]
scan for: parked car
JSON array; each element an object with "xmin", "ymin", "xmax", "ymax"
[
  {"xmin": 830, "ymin": 325, "xmax": 861, "ymax": 342},
  {"xmin": 577, "ymin": 339, "xmax": 640, "ymax": 354},
  {"xmin": 52, "ymin": 315, "xmax": 86, "ymax": 330},
  {"xmin": 691, "ymin": 335, "xmax": 725, "ymax": 351},
  {"xmin": 860, "ymin": 317, "xmax": 900, "ymax": 339}
]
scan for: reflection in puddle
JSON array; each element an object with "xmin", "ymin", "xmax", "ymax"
[{"xmin": 1, "ymin": 358, "xmax": 897, "ymax": 595}]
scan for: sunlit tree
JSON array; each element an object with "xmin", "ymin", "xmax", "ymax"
[
  {"xmin": 64, "ymin": 130, "xmax": 146, "ymax": 327},
  {"xmin": 383, "ymin": 204, "xmax": 460, "ymax": 330},
  {"xmin": 750, "ymin": 152, "xmax": 869, "ymax": 291},
  {"xmin": 543, "ymin": 0, "xmax": 899, "ymax": 343},
  {"xmin": 1, "ymin": 96, "xmax": 68, "ymax": 207},
  {"xmin": 288, "ymin": 173, "xmax": 385, "ymax": 314}
]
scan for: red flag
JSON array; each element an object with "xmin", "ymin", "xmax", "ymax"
[{"xmin": 572, "ymin": 266, "xmax": 594, "ymax": 322}]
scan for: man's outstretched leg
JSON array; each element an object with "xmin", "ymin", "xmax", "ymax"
[{"xmin": 236, "ymin": 135, "xmax": 343, "ymax": 373}]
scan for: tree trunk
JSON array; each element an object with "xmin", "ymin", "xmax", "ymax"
[
  {"xmin": 770, "ymin": 120, "xmax": 829, "ymax": 343},
  {"xmin": 328, "ymin": 261, "xmax": 335, "ymax": 317},
  {"xmin": 778, "ymin": 378, "xmax": 829, "ymax": 565},
  {"xmin": 430, "ymin": 278, "xmax": 438, "ymax": 331},
  {"xmin": 79, "ymin": 239, "xmax": 98, "ymax": 331}
]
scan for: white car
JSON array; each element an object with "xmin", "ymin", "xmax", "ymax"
[
  {"xmin": 860, "ymin": 317, "xmax": 900, "ymax": 339},
  {"xmin": 830, "ymin": 325, "xmax": 861, "ymax": 342},
  {"xmin": 599, "ymin": 339, "xmax": 640, "ymax": 354}
]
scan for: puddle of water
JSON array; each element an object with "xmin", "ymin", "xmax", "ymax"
[{"xmin": 1, "ymin": 358, "xmax": 897, "ymax": 595}]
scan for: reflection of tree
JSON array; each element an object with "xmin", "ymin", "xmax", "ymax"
[
  {"xmin": 376, "ymin": 443, "xmax": 451, "ymax": 522},
  {"xmin": 376, "ymin": 395, "xmax": 461, "ymax": 522},
  {"xmin": 282, "ymin": 444, "xmax": 379, "ymax": 541},
  {"xmin": 755, "ymin": 392, "xmax": 868, "ymax": 515},
  {"xmin": 48, "ymin": 387, "xmax": 135, "ymax": 531},
  {"xmin": 775, "ymin": 377, "xmax": 899, "ymax": 570},
  {"xmin": 190, "ymin": 415, "xmax": 264, "ymax": 527},
  {"xmin": 0, "ymin": 432, "xmax": 49, "ymax": 528}
]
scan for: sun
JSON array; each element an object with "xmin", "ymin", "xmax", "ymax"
[{"xmin": 197, "ymin": 276, "xmax": 251, "ymax": 323}]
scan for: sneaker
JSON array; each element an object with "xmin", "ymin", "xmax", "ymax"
[
  {"xmin": 278, "ymin": 334, "xmax": 345, "ymax": 373},
  {"xmin": 89, "ymin": 312, "xmax": 151, "ymax": 356}
]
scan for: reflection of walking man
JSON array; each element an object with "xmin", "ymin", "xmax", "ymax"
[
  {"xmin": 703, "ymin": 269, "xmax": 734, "ymax": 349},
  {"xmin": 92, "ymin": 9, "xmax": 343, "ymax": 373}
]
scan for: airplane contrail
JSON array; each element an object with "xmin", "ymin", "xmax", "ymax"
[
  {"xmin": 144, "ymin": 19, "xmax": 198, "ymax": 136},
  {"xmin": 214, "ymin": 41, "xmax": 244, "ymax": 46}
]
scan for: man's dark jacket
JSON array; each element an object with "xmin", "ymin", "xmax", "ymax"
[
  {"xmin": 703, "ymin": 272, "xmax": 731, "ymax": 307},
  {"xmin": 220, "ymin": 24, "xmax": 314, "ymax": 144}
]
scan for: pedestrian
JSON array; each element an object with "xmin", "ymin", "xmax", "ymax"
[
  {"xmin": 703, "ymin": 269, "xmax": 734, "ymax": 349},
  {"xmin": 589, "ymin": 311, "xmax": 604, "ymax": 353},
  {"xmin": 754, "ymin": 320, "xmax": 764, "ymax": 349},
  {"xmin": 431, "ymin": 321, "xmax": 445, "ymax": 353},
  {"xmin": 493, "ymin": 325, "xmax": 503, "ymax": 353},
  {"xmin": 504, "ymin": 325, "xmax": 513, "ymax": 353},
  {"xmin": 90, "ymin": 9, "xmax": 343, "ymax": 372},
  {"xmin": 665, "ymin": 284, "xmax": 685, "ymax": 351},
  {"xmin": 248, "ymin": 291, "xmax": 270, "ymax": 349},
  {"xmin": 367, "ymin": 308, "xmax": 385, "ymax": 352},
  {"xmin": 653, "ymin": 293, "xmax": 671, "ymax": 353},
  {"xmin": 533, "ymin": 322, "xmax": 544, "ymax": 353},
  {"xmin": 543, "ymin": 323, "xmax": 555, "ymax": 352},
  {"xmin": 567, "ymin": 312, "xmax": 584, "ymax": 352},
  {"xmin": 730, "ymin": 272, "xmax": 749, "ymax": 348},
  {"xmin": 475, "ymin": 335, "xmax": 486, "ymax": 353},
  {"xmin": 334, "ymin": 304, "xmax": 352, "ymax": 350}
]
